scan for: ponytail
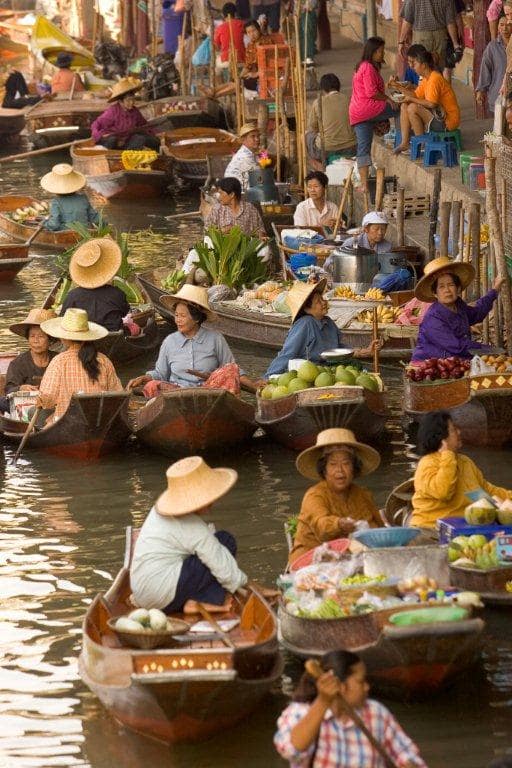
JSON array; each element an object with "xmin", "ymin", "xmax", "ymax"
[{"xmin": 78, "ymin": 341, "xmax": 100, "ymax": 382}]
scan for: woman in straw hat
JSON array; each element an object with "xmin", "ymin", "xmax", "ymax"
[
  {"xmin": 289, "ymin": 428, "xmax": 382, "ymax": 565},
  {"xmin": 127, "ymin": 284, "xmax": 258, "ymax": 396},
  {"xmin": 41, "ymin": 163, "xmax": 101, "ymax": 232},
  {"xmin": 60, "ymin": 237, "xmax": 130, "ymax": 332},
  {"xmin": 223, "ymin": 122, "xmax": 261, "ymax": 191},
  {"xmin": 0, "ymin": 309, "xmax": 57, "ymax": 414},
  {"xmin": 411, "ymin": 256, "xmax": 506, "ymax": 362},
  {"xmin": 35, "ymin": 308, "xmax": 122, "ymax": 424},
  {"xmin": 131, "ymin": 456, "xmax": 277, "ymax": 614},
  {"xmin": 265, "ymin": 280, "xmax": 380, "ymax": 378},
  {"xmin": 91, "ymin": 77, "xmax": 161, "ymax": 151}
]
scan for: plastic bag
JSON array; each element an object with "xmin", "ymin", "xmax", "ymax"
[
  {"xmin": 470, "ymin": 355, "xmax": 495, "ymax": 376},
  {"xmin": 192, "ymin": 36, "xmax": 211, "ymax": 66}
]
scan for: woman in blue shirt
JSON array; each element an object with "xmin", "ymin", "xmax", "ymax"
[
  {"xmin": 265, "ymin": 280, "xmax": 378, "ymax": 377},
  {"xmin": 41, "ymin": 163, "xmax": 101, "ymax": 232}
]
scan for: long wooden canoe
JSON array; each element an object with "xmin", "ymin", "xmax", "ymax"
[
  {"xmin": 0, "ymin": 196, "xmax": 79, "ymax": 250},
  {"xmin": 26, "ymin": 98, "xmax": 109, "ymax": 148},
  {"xmin": 141, "ymin": 96, "xmax": 225, "ymax": 130},
  {"xmin": 0, "ymin": 241, "xmax": 32, "ymax": 281},
  {"xmin": 256, "ymin": 385, "xmax": 387, "ymax": 450},
  {"xmin": 130, "ymin": 388, "xmax": 257, "ymax": 458},
  {"xmin": 449, "ymin": 563, "xmax": 512, "ymax": 607},
  {"xmin": 279, "ymin": 602, "xmax": 484, "ymax": 699},
  {"xmin": 71, "ymin": 139, "xmax": 173, "ymax": 200},
  {"xmin": 79, "ymin": 527, "xmax": 282, "ymax": 743},
  {"xmin": 163, "ymin": 127, "xmax": 239, "ymax": 185},
  {"xmin": 0, "ymin": 392, "xmax": 131, "ymax": 460},
  {"xmin": 0, "ymin": 107, "xmax": 26, "ymax": 141}
]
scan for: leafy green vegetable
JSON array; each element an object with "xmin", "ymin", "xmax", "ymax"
[
  {"xmin": 195, "ymin": 227, "xmax": 267, "ymax": 290},
  {"xmin": 298, "ymin": 598, "xmax": 347, "ymax": 619},
  {"xmin": 285, "ymin": 516, "xmax": 299, "ymax": 539},
  {"xmin": 162, "ymin": 269, "xmax": 187, "ymax": 293}
]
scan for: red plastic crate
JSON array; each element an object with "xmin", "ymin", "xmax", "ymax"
[
  {"xmin": 257, "ymin": 44, "xmax": 293, "ymax": 99},
  {"xmin": 469, "ymin": 162, "xmax": 485, "ymax": 191}
]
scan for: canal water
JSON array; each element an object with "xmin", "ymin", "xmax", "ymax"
[{"xmin": 0, "ymin": 155, "xmax": 510, "ymax": 768}]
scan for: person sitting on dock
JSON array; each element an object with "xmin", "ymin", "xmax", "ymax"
[
  {"xmin": 50, "ymin": 52, "xmax": 85, "ymax": 95},
  {"xmin": 411, "ymin": 256, "xmax": 505, "ymax": 362},
  {"xmin": 223, "ymin": 122, "xmax": 261, "ymax": 191},
  {"xmin": 293, "ymin": 171, "xmax": 339, "ymax": 229},
  {"xmin": 264, "ymin": 280, "xmax": 379, "ymax": 377},
  {"xmin": 1, "ymin": 69, "xmax": 42, "ymax": 109},
  {"xmin": 305, "ymin": 73, "xmax": 356, "ymax": 169},
  {"xmin": 275, "ymin": 650, "xmax": 427, "ymax": 767},
  {"xmin": 344, "ymin": 211, "xmax": 393, "ymax": 253},
  {"xmin": 288, "ymin": 429, "xmax": 382, "ymax": 565},
  {"xmin": 61, "ymin": 238, "xmax": 130, "ymax": 333},
  {"xmin": 41, "ymin": 163, "xmax": 101, "ymax": 232},
  {"xmin": 91, "ymin": 78, "xmax": 161, "ymax": 152},
  {"xmin": 0, "ymin": 309, "xmax": 57, "ymax": 415},
  {"xmin": 410, "ymin": 411, "xmax": 512, "ymax": 528},
  {"xmin": 35, "ymin": 308, "xmax": 123, "ymax": 424},
  {"xmin": 126, "ymin": 285, "xmax": 258, "ymax": 396}
]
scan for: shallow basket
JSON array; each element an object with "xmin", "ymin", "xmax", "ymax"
[
  {"xmin": 107, "ymin": 617, "xmax": 190, "ymax": 649},
  {"xmin": 403, "ymin": 375, "xmax": 471, "ymax": 412},
  {"xmin": 352, "ymin": 527, "xmax": 421, "ymax": 549}
]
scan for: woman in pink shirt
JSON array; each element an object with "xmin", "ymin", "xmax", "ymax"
[{"xmin": 349, "ymin": 37, "xmax": 398, "ymax": 192}]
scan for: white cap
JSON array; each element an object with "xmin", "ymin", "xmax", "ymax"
[{"xmin": 362, "ymin": 211, "xmax": 389, "ymax": 227}]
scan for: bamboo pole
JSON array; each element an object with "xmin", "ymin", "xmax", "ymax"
[
  {"xmin": 293, "ymin": 14, "xmax": 305, "ymax": 187},
  {"xmin": 469, "ymin": 201, "xmax": 481, "ymax": 302},
  {"xmin": 374, "ymin": 167, "xmax": 385, "ymax": 210},
  {"xmin": 152, "ymin": 0, "xmax": 158, "ymax": 58},
  {"xmin": 439, "ymin": 201, "xmax": 451, "ymax": 256},
  {"xmin": 228, "ymin": 16, "xmax": 243, "ymax": 130},
  {"xmin": 428, "ymin": 168, "xmax": 442, "ymax": 262},
  {"xmin": 332, "ymin": 166, "xmax": 354, "ymax": 237},
  {"xmin": 501, "ymin": 177, "xmax": 507, "ymax": 234},
  {"xmin": 179, "ymin": 17, "xmax": 187, "ymax": 96},
  {"xmin": 396, "ymin": 186, "xmax": 405, "ymax": 247},
  {"xmin": 372, "ymin": 307, "xmax": 380, "ymax": 374},
  {"xmin": 0, "ymin": 140, "xmax": 76, "ymax": 163},
  {"xmin": 209, "ymin": 15, "xmax": 216, "ymax": 91},
  {"xmin": 317, "ymin": 89, "xmax": 326, "ymax": 168},
  {"xmin": 483, "ymin": 235, "xmax": 490, "ymax": 344},
  {"xmin": 451, "ymin": 200, "xmax": 461, "ymax": 260},
  {"xmin": 257, "ymin": 102, "xmax": 269, "ymax": 148},
  {"xmin": 274, "ymin": 45, "xmax": 281, "ymax": 182},
  {"xmin": 458, "ymin": 204, "xmax": 465, "ymax": 263}
]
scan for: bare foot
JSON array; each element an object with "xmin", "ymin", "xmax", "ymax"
[{"xmin": 183, "ymin": 597, "xmax": 233, "ymax": 615}]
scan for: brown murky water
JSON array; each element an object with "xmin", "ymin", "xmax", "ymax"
[{"xmin": 0, "ymin": 154, "xmax": 510, "ymax": 768}]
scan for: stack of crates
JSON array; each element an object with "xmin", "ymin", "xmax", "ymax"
[
  {"xmin": 257, "ymin": 44, "xmax": 293, "ymax": 99},
  {"xmin": 460, "ymin": 151, "xmax": 483, "ymax": 185}
]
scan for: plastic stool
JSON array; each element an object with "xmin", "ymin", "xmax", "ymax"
[
  {"xmin": 431, "ymin": 128, "xmax": 463, "ymax": 151},
  {"xmin": 410, "ymin": 133, "xmax": 430, "ymax": 160},
  {"xmin": 423, "ymin": 139, "xmax": 458, "ymax": 167},
  {"xmin": 394, "ymin": 129, "xmax": 402, "ymax": 149}
]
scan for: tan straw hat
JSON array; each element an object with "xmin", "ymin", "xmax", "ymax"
[
  {"xmin": 40, "ymin": 163, "xmax": 86, "ymax": 194},
  {"xmin": 70, "ymin": 237, "xmax": 122, "ymax": 289},
  {"xmin": 40, "ymin": 308, "xmax": 109, "ymax": 341},
  {"xmin": 296, "ymin": 428, "xmax": 381, "ymax": 480},
  {"xmin": 155, "ymin": 456, "xmax": 238, "ymax": 517},
  {"xmin": 286, "ymin": 278, "xmax": 327, "ymax": 322},
  {"xmin": 239, "ymin": 122, "xmax": 259, "ymax": 138},
  {"xmin": 107, "ymin": 77, "xmax": 142, "ymax": 102},
  {"xmin": 9, "ymin": 308, "xmax": 56, "ymax": 338},
  {"xmin": 160, "ymin": 284, "xmax": 218, "ymax": 322},
  {"xmin": 414, "ymin": 256, "xmax": 476, "ymax": 303}
]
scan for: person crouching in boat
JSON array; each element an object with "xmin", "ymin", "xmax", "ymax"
[
  {"xmin": 50, "ymin": 52, "xmax": 85, "ymax": 95},
  {"xmin": 288, "ymin": 429, "xmax": 382, "ymax": 566},
  {"xmin": 61, "ymin": 237, "xmax": 130, "ymax": 333},
  {"xmin": 130, "ymin": 456, "xmax": 277, "ymax": 614},
  {"xmin": 411, "ymin": 256, "xmax": 506, "ymax": 362},
  {"xmin": 411, "ymin": 410, "xmax": 512, "ymax": 529},
  {"xmin": 34, "ymin": 308, "xmax": 123, "ymax": 425},
  {"xmin": 274, "ymin": 650, "xmax": 427, "ymax": 768},
  {"xmin": 0, "ymin": 309, "xmax": 57, "ymax": 414},
  {"xmin": 264, "ymin": 280, "xmax": 380, "ymax": 378},
  {"xmin": 127, "ymin": 285, "xmax": 258, "ymax": 396},
  {"xmin": 41, "ymin": 163, "xmax": 101, "ymax": 232},
  {"xmin": 91, "ymin": 78, "xmax": 161, "ymax": 152}
]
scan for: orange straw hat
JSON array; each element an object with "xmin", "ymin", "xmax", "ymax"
[
  {"xmin": 414, "ymin": 256, "xmax": 476, "ymax": 303},
  {"xmin": 9, "ymin": 308, "xmax": 56, "ymax": 338},
  {"xmin": 69, "ymin": 237, "xmax": 122, "ymax": 289},
  {"xmin": 40, "ymin": 163, "xmax": 86, "ymax": 194},
  {"xmin": 155, "ymin": 456, "xmax": 238, "ymax": 516},
  {"xmin": 107, "ymin": 77, "xmax": 142, "ymax": 102},
  {"xmin": 296, "ymin": 428, "xmax": 381, "ymax": 480}
]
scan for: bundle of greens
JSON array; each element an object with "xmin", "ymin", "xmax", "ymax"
[{"xmin": 195, "ymin": 227, "xmax": 267, "ymax": 290}]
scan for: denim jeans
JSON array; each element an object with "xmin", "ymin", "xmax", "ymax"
[{"xmin": 353, "ymin": 103, "xmax": 398, "ymax": 168}]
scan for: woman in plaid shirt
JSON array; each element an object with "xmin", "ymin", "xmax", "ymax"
[{"xmin": 274, "ymin": 651, "xmax": 427, "ymax": 768}]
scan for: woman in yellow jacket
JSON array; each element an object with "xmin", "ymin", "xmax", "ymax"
[{"xmin": 411, "ymin": 411, "xmax": 512, "ymax": 528}]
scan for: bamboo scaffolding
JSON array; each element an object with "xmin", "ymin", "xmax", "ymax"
[
  {"xmin": 274, "ymin": 46, "xmax": 281, "ymax": 182},
  {"xmin": 317, "ymin": 89, "xmax": 326, "ymax": 168},
  {"xmin": 209, "ymin": 15, "xmax": 216, "ymax": 90},
  {"xmin": 396, "ymin": 186, "xmax": 405, "ymax": 247},
  {"xmin": 451, "ymin": 200, "xmax": 461, "ymax": 260},
  {"xmin": 179, "ymin": 16, "xmax": 187, "ymax": 96},
  {"xmin": 228, "ymin": 16, "xmax": 244, "ymax": 131},
  {"xmin": 439, "ymin": 201, "xmax": 451, "ymax": 255},
  {"xmin": 469, "ymin": 202, "xmax": 480, "ymax": 302}
]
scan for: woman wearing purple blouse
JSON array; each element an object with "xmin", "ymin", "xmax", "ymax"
[
  {"xmin": 91, "ymin": 78, "xmax": 161, "ymax": 152},
  {"xmin": 412, "ymin": 256, "xmax": 506, "ymax": 361}
]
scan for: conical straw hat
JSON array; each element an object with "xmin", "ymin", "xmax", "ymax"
[
  {"xmin": 107, "ymin": 77, "xmax": 143, "ymax": 102},
  {"xmin": 156, "ymin": 456, "xmax": 238, "ymax": 516},
  {"xmin": 286, "ymin": 278, "xmax": 328, "ymax": 322},
  {"xmin": 9, "ymin": 308, "xmax": 56, "ymax": 338},
  {"xmin": 296, "ymin": 428, "xmax": 381, "ymax": 480},
  {"xmin": 40, "ymin": 163, "xmax": 86, "ymax": 194},
  {"xmin": 40, "ymin": 308, "xmax": 109, "ymax": 341},
  {"xmin": 69, "ymin": 237, "xmax": 122, "ymax": 289},
  {"xmin": 160, "ymin": 284, "xmax": 218, "ymax": 321},
  {"xmin": 414, "ymin": 256, "xmax": 475, "ymax": 303}
]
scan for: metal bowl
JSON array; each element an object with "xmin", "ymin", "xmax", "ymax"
[
  {"xmin": 107, "ymin": 617, "xmax": 190, "ymax": 649},
  {"xmin": 320, "ymin": 348, "xmax": 354, "ymax": 361}
]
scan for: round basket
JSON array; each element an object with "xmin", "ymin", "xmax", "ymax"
[
  {"xmin": 107, "ymin": 617, "xmax": 190, "ymax": 649},
  {"xmin": 352, "ymin": 527, "xmax": 421, "ymax": 549},
  {"xmin": 403, "ymin": 375, "xmax": 471, "ymax": 412}
]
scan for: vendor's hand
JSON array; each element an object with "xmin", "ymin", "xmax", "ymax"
[
  {"xmin": 339, "ymin": 517, "xmax": 356, "ymax": 534},
  {"xmin": 475, "ymin": 91, "xmax": 485, "ymax": 105},
  {"xmin": 35, "ymin": 396, "xmax": 44, "ymax": 409},
  {"xmin": 316, "ymin": 670, "xmax": 340, "ymax": 705},
  {"xmin": 19, "ymin": 385, "xmax": 38, "ymax": 392},
  {"xmin": 254, "ymin": 378, "xmax": 269, "ymax": 390},
  {"xmin": 353, "ymin": 339, "xmax": 383, "ymax": 357},
  {"xmin": 324, "ymin": 217, "xmax": 337, "ymax": 229},
  {"xmin": 494, "ymin": 275, "xmax": 507, "ymax": 291},
  {"xmin": 127, "ymin": 374, "xmax": 151, "ymax": 390}
]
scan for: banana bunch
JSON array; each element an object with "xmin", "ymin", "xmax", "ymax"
[
  {"xmin": 356, "ymin": 305, "xmax": 401, "ymax": 324},
  {"xmin": 334, "ymin": 285, "xmax": 357, "ymax": 299},
  {"xmin": 364, "ymin": 287, "xmax": 386, "ymax": 300}
]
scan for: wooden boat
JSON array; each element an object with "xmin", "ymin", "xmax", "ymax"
[
  {"xmin": 130, "ymin": 388, "xmax": 257, "ymax": 458},
  {"xmin": 142, "ymin": 95, "xmax": 226, "ymax": 130},
  {"xmin": 0, "ymin": 392, "xmax": 131, "ymax": 460},
  {"xmin": 164, "ymin": 127, "xmax": 239, "ymax": 185},
  {"xmin": 31, "ymin": 16, "xmax": 96, "ymax": 69},
  {"xmin": 279, "ymin": 602, "xmax": 484, "ymax": 699},
  {"xmin": 0, "ymin": 353, "xmax": 16, "ymax": 396},
  {"xmin": 44, "ymin": 278, "xmax": 160, "ymax": 365},
  {"xmin": 0, "ymin": 108, "xmax": 26, "ymax": 142},
  {"xmin": 71, "ymin": 139, "xmax": 173, "ymax": 200},
  {"xmin": 449, "ymin": 563, "xmax": 512, "ymax": 607},
  {"xmin": 79, "ymin": 527, "xmax": 282, "ymax": 743},
  {"xmin": 0, "ymin": 240, "xmax": 32, "ymax": 281},
  {"xmin": 0, "ymin": 196, "xmax": 79, "ymax": 250},
  {"xmin": 256, "ymin": 385, "xmax": 387, "ymax": 451},
  {"xmin": 26, "ymin": 98, "xmax": 109, "ymax": 148}
]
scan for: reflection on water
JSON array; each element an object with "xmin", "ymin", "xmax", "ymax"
[{"xmin": 0, "ymin": 155, "xmax": 510, "ymax": 767}]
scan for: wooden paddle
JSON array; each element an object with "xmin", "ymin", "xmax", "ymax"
[
  {"xmin": 372, "ymin": 306, "xmax": 380, "ymax": 374},
  {"xmin": 0, "ymin": 140, "xmax": 77, "ymax": 164},
  {"xmin": 332, "ymin": 166, "xmax": 354, "ymax": 238},
  {"xmin": 24, "ymin": 215, "xmax": 50, "ymax": 247},
  {"xmin": 11, "ymin": 406, "xmax": 40, "ymax": 466},
  {"xmin": 197, "ymin": 602, "xmax": 235, "ymax": 649},
  {"xmin": 165, "ymin": 210, "xmax": 202, "ymax": 220},
  {"xmin": 305, "ymin": 659, "xmax": 399, "ymax": 768}
]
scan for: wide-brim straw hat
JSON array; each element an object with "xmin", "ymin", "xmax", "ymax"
[
  {"xmin": 108, "ymin": 77, "xmax": 142, "ymax": 102},
  {"xmin": 156, "ymin": 456, "xmax": 238, "ymax": 516},
  {"xmin": 414, "ymin": 256, "xmax": 476, "ymax": 303},
  {"xmin": 287, "ymin": 278, "xmax": 327, "ymax": 322},
  {"xmin": 40, "ymin": 163, "xmax": 86, "ymax": 194},
  {"xmin": 70, "ymin": 237, "xmax": 122, "ymax": 289},
  {"xmin": 296, "ymin": 428, "xmax": 381, "ymax": 480},
  {"xmin": 9, "ymin": 308, "xmax": 57, "ymax": 338},
  {"xmin": 160, "ymin": 284, "xmax": 218, "ymax": 322},
  {"xmin": 40, "ymin": 308, "xmax": 109, "ymax": 341},
  {"xmin": 239, "ymin": 122, "xmax": 259, "ymax": 138}
]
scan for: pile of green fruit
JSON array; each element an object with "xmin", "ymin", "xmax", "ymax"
[
  {"xmin": 260, "ymin": 361, "xmax": 381, "ymax": 400},
  {"xmin": 297, "ymin": 598, "xmax": 347, "ymax": 619},
  {"xmin": 448, "ymin": 535, "xmax": 501, "ymax": 570}
]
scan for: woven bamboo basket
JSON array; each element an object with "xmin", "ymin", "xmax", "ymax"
[{"xmin": 403, "ymin": 375, "xmax": 471, "ymax": 412}]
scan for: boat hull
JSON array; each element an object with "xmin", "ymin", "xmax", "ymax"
[
  {"xmin": 0, "ymin": 196, "xmax": 78, "ymax": 249},
  {"xmin": 0, "ymin": 107, "xmax": 25, "ymax": 140},
  {"xmin": 449, "ymin": 563, "xmax": 512, "ymax": 607},
  {"xmin": 132, "ymin": 388, "xmax": 257, "ymax": 458},
  {"xmin": 0, "ymin": 243, "xmax": 31, "ymax": 281},
  {"xmin": 164, "ymin": 127, "xmax": 238, "ymax": 185},
  {"xmin": 142, "ymin": 96, "xmax": 225, "ymax": 130},
  {"xmin": 26, "ymin": 98, "xmax": 109, "ymax": 147}
]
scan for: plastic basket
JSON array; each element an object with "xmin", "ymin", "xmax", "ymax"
[
  {"xmin": 352, "ymin": 527, "xmax": 421, "ymax": 549},
  {"xmin": 437, "ymin": 516, "xmax": 512, "ymax": 544}
]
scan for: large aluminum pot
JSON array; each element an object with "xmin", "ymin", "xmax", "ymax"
[{"xmin": 332, "ymin": 244, "xmax": 379, "ymax": 284}]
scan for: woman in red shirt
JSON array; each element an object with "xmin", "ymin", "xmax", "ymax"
[{"xmin": 214, "ymin": 2, "xmax": 246, "ymax": 74}]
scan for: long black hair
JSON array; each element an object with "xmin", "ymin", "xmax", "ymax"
[
  {"xmin": 78, "ymin": 341, "xmax": 101, "ymax": 382},
  {"xmin": 356, "ymin": 36, "xmax": 385, "ymax": 71},
  {"xmin": 408, "ymin": 47, "xmax": 435, "ymax": 69},
  {"xmin": 417, "ymin": 410, "xmax": 452, "ymax": 455},
  {"xmin": 293, "ymin": 651, "xmax": 361, "ymax": 703}
]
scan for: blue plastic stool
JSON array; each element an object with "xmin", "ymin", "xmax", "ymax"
[
  {"xmin": 394, "ymin": 129, "xmax": 402, "ymax": 149},
  {"xmin": 430, "ymin": 128, "xmax": 463, "ymax": 151},
  {"xmin": 423, "ymin": 139, "xmax": 458, "ymax": 167},
  {"xmin": 410, "ymin": 133, "xmax": 430, "ymax": 160}
]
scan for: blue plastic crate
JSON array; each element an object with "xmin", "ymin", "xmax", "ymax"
[
  {"xmin": 352, "ymin": 527, "xmax": 422, "ymax": 548},
  {"xmin": 437, "ymin": 516, "xmax": 512, "ymax": 544}
]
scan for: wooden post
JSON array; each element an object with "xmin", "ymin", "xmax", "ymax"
[
  {"xmin": 366, "ymin": 0, "xmax": 377, "ymax": 38},
  {"xmin": 179, "ymin": 16, "xmax": 187, "ymax": 96},
  {"xmin": 333, "ymin": 167, "xmax": 354, "ymax": 237},
  {"xmin": 469, "ymin": 202, "xmax": 481, "ymax": 303},
  {"xmin": 374, "ymin": 167, "xmax": 385, "ymax": 211},
  {"xmin": 428, "ymin": 168, "xmax": 442, "ymax": 262},
  {"xmin": 317, "ymin": 90, "xmax": 326, "ymax": 169},
  {"xmin": 439, "ymin": 201, "xmax": 451, "ymax": 256},
  {"xmin": 459, "ymin": 204, "xmax": 465, "ymax": 263},
  {"xmin": 209, "ymin": 16, "xmax": 216, "ymax": 91},
  {"xmin": 473, "ymin": 0, "xmax": 491, "ymax": 119},
  {"xmin": 451, "ymin": 200, "xmax": 461, "ymax": 260},
  {"xmin": 257, "ymin": 102, "xmax": 269, "ymax": 148},
  {"xmin": 274, "ymin": 46, "xmax": 281, "ymax": 182},
  {"xmin": 396, "ymin": 186, "xmax": 405, "ymax": 247},
  {"xmin": 372, "ymin": 307, "xmax": 380, "ymax": 374},
  {"xmin": 482, "ymin": 236, "xmax": 490, "ymax": 344},
  {"xmin": 501, "ymin": 177, "xmax": 507, "ymax": 234}
]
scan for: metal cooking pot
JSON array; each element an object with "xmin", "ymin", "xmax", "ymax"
[
  {"xmin": 245, "ymin": 167, "xmax": 279, "ymax": 204},
  {"xmin": 332, "ymin": 244, "xmax": 379, "ymax": 285},
  {"xmin": 376, "ymin": 252, "xmax": 409, "ymax": 275}
]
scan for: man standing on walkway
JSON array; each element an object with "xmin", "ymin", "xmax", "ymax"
[{"xmin": 399, "ymin": 0, "xmax": 461, "ymax": 72}]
